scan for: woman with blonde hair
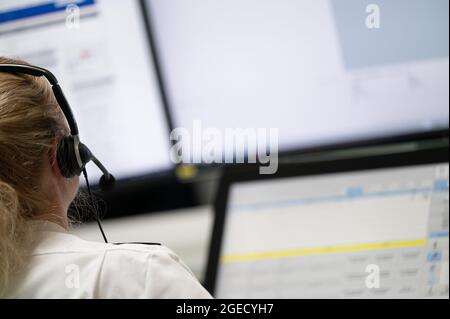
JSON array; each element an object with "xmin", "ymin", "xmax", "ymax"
[{"xmin": 0, "ymin": 57, "xmax": 211, "ymax": 298}]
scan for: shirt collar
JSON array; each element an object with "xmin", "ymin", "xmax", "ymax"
[{"xmin": 29, "ymin": 220, "xmax": 68, "ymax": 234}]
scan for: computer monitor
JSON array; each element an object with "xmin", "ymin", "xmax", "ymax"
[
  {"xmin": 206, "ymin": 147, "xmax": 449, "ymax": 298},
  {"xmin": 0, "ymin": 0, "xmax": 173, "ymax": 183},
  {"xmin": 146, "ymin": 0, "xmax": 449, "ymax": 158}
]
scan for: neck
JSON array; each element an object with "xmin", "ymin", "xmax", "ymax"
[
  {"xmin": 36, "ymin": 210, "xmax": 69, "ymax": 230},
  {"xmin": 37, "ymin": 183, "xmax": 70, "ymax": 231}
]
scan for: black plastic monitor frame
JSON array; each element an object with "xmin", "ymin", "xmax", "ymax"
[
  {"xmin": 139, "ymin": 0, "xmax": 176, "ymax": 149},
  {"xmin": 204, "ymin": 145, "xmax": 449, "ymax": 295}
]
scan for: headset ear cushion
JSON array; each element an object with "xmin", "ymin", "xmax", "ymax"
[{"xmin": 57, "ymin": 136, "xmax": 77, "ymax": 178}]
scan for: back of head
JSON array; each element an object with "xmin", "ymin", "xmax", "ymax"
[{"xmin": 0, "ymin": 56, "xmax": 66, "ymax": 294}]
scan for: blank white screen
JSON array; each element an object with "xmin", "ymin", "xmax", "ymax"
[{"xmin": 148, "ymin": 0, "xmax": 449, "ymax": 154}]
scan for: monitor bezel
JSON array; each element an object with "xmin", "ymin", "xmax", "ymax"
[{"xmin": 204, "ymin": 146, "xmax": 449, "ymax": 295}]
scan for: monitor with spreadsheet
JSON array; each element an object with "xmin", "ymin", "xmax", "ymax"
[{"xmin": 206, "ymin": 148, "xmax": 449, "ymax": 298}]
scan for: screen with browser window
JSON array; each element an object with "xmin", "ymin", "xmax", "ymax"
[{"xmin": 0, "ymin": 0, "xmax": 173, "ymax": 182}]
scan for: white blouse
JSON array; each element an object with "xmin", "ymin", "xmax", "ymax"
[{"xmin": 6, "ymin": 221, "xmax": 212, "ymax": 299}]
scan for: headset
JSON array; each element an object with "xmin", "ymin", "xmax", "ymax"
[{"xmin": 0, "ymin": 63, "xmax": 115, "ymax": 243}]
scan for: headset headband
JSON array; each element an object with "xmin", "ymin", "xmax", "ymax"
[{"xmin": 0, "ymin": 63, "xmax": 79, "ymax": 135}]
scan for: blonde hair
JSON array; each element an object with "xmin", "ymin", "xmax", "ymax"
[{"xmin": 0, "ymin": 57, "xmax": 66, "ymax": 294}]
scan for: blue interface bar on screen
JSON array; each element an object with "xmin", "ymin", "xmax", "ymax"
[{"xmin": 0, "ymin": 0, "xmax": 96, "ymax": 24}]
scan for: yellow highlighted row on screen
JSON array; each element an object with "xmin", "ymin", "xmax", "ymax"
[{"xmin": 221, "ymin": 239, "xmax": 427, "ymax": 263}]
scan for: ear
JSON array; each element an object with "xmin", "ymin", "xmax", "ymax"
[{"xmin": 48, "ymin": 142, "xmax": 63, "ymax": 178}]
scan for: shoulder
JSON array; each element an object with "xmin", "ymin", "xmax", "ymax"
[
  {"xmin": 32, "ymin": 231, "xmax": 211, "ymax": 298},
  {"xmin": 32, "ymin": 228, "xmax": 164, "ymax": 256},
  {"xmin": 99, "ymin": 243, "xmax": 212, "ymax": 299}
]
